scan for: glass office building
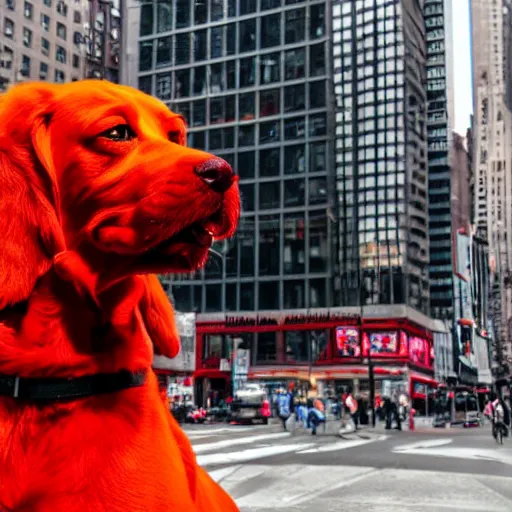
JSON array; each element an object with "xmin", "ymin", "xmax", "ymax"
[
  {"xmin": 136, "ymin": 0, "xmax": 334, "ymax": 313},
  {"xmin": 333, "ymin": 0, "xmax": 430, "ymax": 315}
]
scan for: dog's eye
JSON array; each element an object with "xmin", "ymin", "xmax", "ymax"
[
  {"xmin": 168, "ymin": 130, "xmax": 182, "ymax": 144},
  {"xmin": 101, "ymin": 125, "xmax": 136, "ymax": 142}
]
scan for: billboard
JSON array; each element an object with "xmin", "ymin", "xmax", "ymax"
[
  {"xmin": 409, "ymin": 336, "xmax": 433, "ymax": 367},
  {"xmin": 232, "ymin": 348, "xmax": 250, "ymax": 394},
  {"xmin": 153, "ymin": 312, "xmax": 196, "ymax": 372},
  {"xmin": 336, "ymin": 326, "xmax": 361, "ymax": 357},
  {"xmin": 363, "ymin": 331, "xmax": 399, "ymax": 356}
]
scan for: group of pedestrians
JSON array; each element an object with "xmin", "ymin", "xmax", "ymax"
[{"xmin": 275, "ymin": 388, "xmax": 326, "ymax": 435}]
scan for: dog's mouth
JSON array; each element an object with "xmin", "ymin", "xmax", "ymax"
[{"xmin": 153, "ymin": 222, "xmax": 216, "ymax": 253}]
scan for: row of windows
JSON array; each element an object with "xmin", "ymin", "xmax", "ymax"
[
  {"xmin": 170, "ymin": 277, "xmax": 329, "ymax": 313},
  {"xmin": 140, "ymin": 0, "xmax": 324, "ymax": 36},
  {"xmin": 186, "ymin": 113, "xmax": 327, "ymax": 149},
  {"xmin": 5, "ymin": 0, "xmax": 74, "ymax": 19},
  {"xmin": 14, "ymin": 54, "xmax": 66, "ymax": 82}
]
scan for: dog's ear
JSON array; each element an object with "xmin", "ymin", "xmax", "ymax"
[
  {"xmin": 138, "ymin": 274, "xmax": 181, "ymax": 359},
  {"xmin": 0, "ymin": 86, "xmax": 65, "ymax": 309}
]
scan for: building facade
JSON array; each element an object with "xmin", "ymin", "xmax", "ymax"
[
  {"xmin": 424, "ymin": 0, "xmax": 455, "ymax": 321},
  {"xmin": 333, "ymin": 0, "xmax": 430, "ymax": 315},
  {"xmin": 0, "ymin": 0, "xmax": 88, "ymax": 89},
  {"xmin": 470, "ymin": 0, "xmax": 512, "ymax": 374}
]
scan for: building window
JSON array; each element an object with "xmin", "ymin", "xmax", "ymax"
[
  {"xmin": 156, "ymin": 73, "xmax": 172, "ymax": 100},
  {"xmin": 239, "ymin": 19, "xmax": 256, "ymax": 53},
  {"xmin": 285, "ymin": 331, "xmax": 308, "ymax": 361},
  {"xmin": 310, "ymin": 279, "xmax": 326, "ymax": 308},
  {"xmin": 41, "ymin": 13, "xmax": 50, "ymax": 32},
  {"xmin": 238, "ymin": 125, "xmax": 255, "ymax": 147},
  {"xmin": 210, "ymin": 26, "xmax": 223, "ymax": 59},
  {"xmin": 73, "ymin": 31, "xmax": 82, "ymax": 45},
  {"xmin": 21, "ymin": 55, "xmax": 30, "ymax": 77},
  {"xmin": 260, "ymin": 52, "xmax": 280, "ymax": 84},
  {"xmin": 175, "ymin": 69, "xmax": 190, "ymax": 97},
  {"xmin": 239, "ymin": 92, "xmax": 255, "ymax": 120},
  {"xmin": 175, "ymin": 33, "xmax": 191, "ymax": 65},
  {"xmin": 140, "ymin": 3, "xmax": 153, "ymax": 35},
  {"xmin": 259, "ymin": 182, "xmax": 281, "ymax": 211},
  {"xmin": 285, "ymin": 48, "xmax": 305, "ymax": 80},
  {"xmin": 211, "ymin": 0, "xmax": 224, "ymax": 22},
  {"xmin": 260, "ymin": 149, "xmax": 280, "ymax": 178},
  {"xmin": 157, "ymin": 0, "xmax": 173, "ymax": 32},
  {"xmin": 309, "ymin": 177, "xmax": 328, "ymax": 205},
  {"xmin": 240, "ymin": 57, "xmax": 255, "ymax": 88},
  {"xmin": 54, "ymin": 69, "xmax": 65, "ymax": 83},
  {"xmin": 260, "ymin": 121, "xmax": 280, "ymax": 144},
  {"xmin": 23, "ymin": 27, "xmax": 32, "ymax": 47},
  {"xmin": 72, "ymin": 54, "xmax": 80, "ymax": 68},
  {"xmin": 261, "ymin": 14, "xmax": 281, "ymax": 48},
  {"xmin": 285, "ymin": 9, "xmax": 305, "ymax": 44},
  {"xmin": 176, "ymin": 0, "xmax": 191, "ymax": 28},
  {"xmin": 285, "ymin": 145, "xmax": 305, "ymax": 175},
  {"xmin": 258, "ymin": 282, "xmax": 279, "ymax": 311},
  {"xmin": 284, "ymin": 214, "xmax": 305, "ymax": 274},
  {"xmin": 240, "ymin": 219, "xmax": 256, "ymax": 277},
  {"xmin": 138, "ymin": 76, "xmax": 152, "ymax": 95},
  {"xmin": 260, "ymin": 89, "xmax": 280, "ymax": 117},
  {"xmin": 56, "ymin": 1, "xmax": 68, "ymax": 17},
  {"xmin": 193, "ymin": 66, "xmax": 206, "ymax": 96},
  {"xmin": 1, "ymin": 47, "xmax": 13, "ymax": 70},
  {"xmin": 240, "ymin": 0, "xmax": 256, "ymax": 15},
  {"xmin": 205, "ymin": 285, "xmax": 221, "ymax": 312},
  {"xmin": 309, "ymin": 211, "xmax": 328, "ymax": 272},
  {"xmin": 43, "ymin": 0, "xmax": 51, "ymax": 5},
  {"xmin": 310, "ymin": 43, "xmax": 325, "ymax": 77},
  {"xmin": 139, "ymin": 40, "xmax": 153, "ymax": 71},
  {"xmin": 284, "ymin": 281, "xmax": 305, "ymax": 309},
  {"xmin": 73, "ymin": 10, "xmax": 81, "ymax": 24},
  {"xmin": 284, "ymin": 178, "xmax": 305, "ymax": 207},
  {"xmin": 156, "ymin": 36, "xmax": 172, "ymax": 66},
  {"xmin": 24, "ymin": 1, "xmax": 33, "ymax": 20},
  {"xmin": 240, "ymin": 282, "xmax": 255, "ymax": 310},
  {"xmin": 41, "ymin": 37, "xmax": 50, "ymax": 56},
  {"xmin": 193, "ymin": 30, "xmax": 207, "ymax": 62},
  {"xmin": 6, "ymin": 0, "xmax": 14, "ymax": 10},
  {"xmin": 310, "ymin": 142, "xmax": 326, "ymax": 172},
  {"xmin": 226, "ymin": 23, "xmax": 236, "ymax": 55},
  {"xmin": 194, "ymin": 0, "xmax": 207, "ymax": 25},
  {"xmin": 256, "ymin": 332, "xmax": 277, "ymax": 361},
  {"xmin": 39, "ymin": 61, "xmax": 48, "ymax": 80},
  {"xmin": 57, "ymin": 22, "xmax": 66, "ymax": 40},
  {"xmin": 310, "ymin": 80, "xmax": 326, "ymax": 109},
  {"xmin": 284, "ymin": 84, "xmax": 305, "ymax": 112},
  {"xmin": 192, "ymin": 99, "xmax": 206, "ymax": 126},
  {"xmin": 239, "ymin": 183, "xmax": 254, "ymax": 211},
  {"xmin": 56, "ymin": 45, "xmax": 66, "ymax": 64},
  {"xmin": 310, "ymin": 4, "xmax": 325, "ymax": 39},
  {"xmin": 4, "ymin": 18, "xmax": 14, "ymax": 39},
  {"xmin": 238, "ymin": 151, "xmax": 255, "ymax": 180}
]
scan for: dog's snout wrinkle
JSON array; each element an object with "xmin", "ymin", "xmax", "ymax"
[{"xmin": 194, "ymin": 158, "xmax": 235, "ymax": 194}]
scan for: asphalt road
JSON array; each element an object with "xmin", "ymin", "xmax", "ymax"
[{"xmin": 184, "ymin": 422, "xmax": 512, "ymax": 511}]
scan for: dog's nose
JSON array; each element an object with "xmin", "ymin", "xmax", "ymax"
[{"xmin": 194, "ymin": 158, "xmax": 235, "ymax": 193}]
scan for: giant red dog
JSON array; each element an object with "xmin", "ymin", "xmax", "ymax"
[{"xmin": 0, "ymin": 81, "xmax": 240, "ymax": 511}]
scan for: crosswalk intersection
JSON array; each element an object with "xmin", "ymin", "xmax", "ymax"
[{"xmin": 184, "ymin": 425, "xmax": 512, "ymax": 511}]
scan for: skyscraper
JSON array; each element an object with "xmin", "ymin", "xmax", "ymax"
[{"xmin": 333, "ymin": 0, "xmax": 429, "ymax": 315}]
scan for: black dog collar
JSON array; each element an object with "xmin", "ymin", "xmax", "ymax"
[{"xmin": 0, "ymin": 369, "xmax": 147, "ymax": 402}]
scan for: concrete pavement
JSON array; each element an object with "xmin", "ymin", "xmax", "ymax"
[{"xmin": 183, "ymin": 422, "xmax": 512, "ymax": 511}]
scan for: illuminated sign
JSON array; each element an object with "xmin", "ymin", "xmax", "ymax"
[
  {"xmin": 336, "ymin": 327, "xmax": 361, "ymax": 357},
  {"xmin": 363, "ymin": 331, "xmax": 399, "ymax": 356}
]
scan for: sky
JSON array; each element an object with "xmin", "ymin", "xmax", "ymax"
[{"xmin": 452, "ymin": 0, "xmax": 473, "ymax": 135}]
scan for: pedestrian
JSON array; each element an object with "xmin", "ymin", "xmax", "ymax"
[
  {"xmin": 308, "ymin": 397, "xmax": 326, "ymax": 435},
  {"xmin": 276, "ymin": 387, "xmax": 295, "ymax": 432},
  {"xmin": 345, "ymin": 389, "xmax": 359, "ymax": 431}
]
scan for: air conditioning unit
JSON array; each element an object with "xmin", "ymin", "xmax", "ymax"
[
  {"xmin": 40, "ymin": 71, "xmax": 47, "ymax": 79},
  {"xmin": 5, "ymin": 27, "xmax": 13, "ymax": 36}
]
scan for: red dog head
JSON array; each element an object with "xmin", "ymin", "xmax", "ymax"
[{"xmin": 0, "ymin": 80, "xmax": 240, "ymax": 310}]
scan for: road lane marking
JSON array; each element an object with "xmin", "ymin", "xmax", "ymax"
[
  {"xmin": 193, "ymin": 432, "xmax": 290, "ymax": 454},
  {"xmin": 297, "ymin": 435, "xmax": 387, "ymax": 454}
]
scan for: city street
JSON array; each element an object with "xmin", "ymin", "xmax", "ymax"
[{"xmin": 184, "ymin": 424, "xmax": 512, "ymax": 512}]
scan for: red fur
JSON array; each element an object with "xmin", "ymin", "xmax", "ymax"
[{"xmin": 0, "ymin": 81, "xmax": 240, "ymax": 511}]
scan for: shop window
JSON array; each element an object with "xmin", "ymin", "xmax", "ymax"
[
  {"xmin": 176, "ymin": 0, "xmax": 191, "ymax": 28},
  {"xmin": 284, "ymin": 84, "xmax": 305, "ymax": 112},
  {"xmin": 284, "ymin": 117, "xmax": 305, "ymax": 140},
  {"xmin": 239, "ymin": 125, "xmax": 255, "ymax": 147},
  {"xmin": 260, "ymin": 148, "xmax": 280, "ymax": 178},
  {"xmin": 259, "ymin": 215, "xmax": 280, "ymax": 275},
  {"xmin": 256, "ymin": 331, "xmax": 277, "ymax": 361},
  {"xmin": 175, "ymin": 33, "xmax": 191, "ymax": 65},
  {"xmin": 310, "ymin": 142, "xmax": 326, "ymax": 172},
  {"xmin": 226, "ymin": 24, "xmax": 236, "ymax": 55},
  {"xmin": 260, "ymin": 52, "xmax": 280, "ymax": 84},
  {"xmin": 284, "ymin": 213, "xmax": 305, "ymax": 274},
  {"xmin": 238, "ymin": 151, "xmax": 255, "ymax": 179},
  {"xmin": 140, "ymin": 3, "xmax": 153, "ymax": 35},
  {"xmin": 284, "ymin": 178, "xmax": 305, "ymax": 207},
  {"xmin": 240, "ymin": 56, "xmax": 255, "ymax": 87},
  {"xmin": 227, "ymin": 60, "xmax": 236, "ymax": 89},
  {"xmin": 284, "ymin": 145, "xmax": 305, "ymax": 175},
  {"xmin": 309, "ymin": 113, "xmax": 327, "ymax": 136},
  {"xmin": 239, "ymin": 19, "xmax": 256, "ymax": 53},
  {"xmin": 310, "ymin": 4, "xmax": 325, "ymax": 39},
  {"xmin": 260, "ymin": 121, "xmax": 280, "ymax": 144},
  {"xmin": 285, "ymin": 331, "xmax": 308, "ymax": 362},
  {"xmin": 309, "ymin": 211, "xmax": 328, "ymax": 272},
  {"xmin": 309, "ymin": 80, "xmax": 326, "ymax": 109},
  {"xmin": 194, "ymin": 0, "xmax": 207, "ymax": 24},
  {"xmin": 170, "ymin": 285, "xmax": 191, "ymax": 312},
  {"xmin": 285, "ymin": 48, "xmax": 305, "ymax": 80},
  {"xmin": 138, "ymin": 76, "xmax": 152, "ymax": 95},
  {"xmin": 261, "ymin": 13, "xmax": 281, "ymax": 48},
  {"xmin": 259, "ymin": 182, "xmax": 281, "ymax": 210},
  {"xmin": 240, "ymin": 282, "xmax": 255, "ymax": 310},
  {"xmin": 258, "ymin": 283, "xmax": 279, "ymax": 311},
  {"xmin": 260, "ymin": 89, "xmax": 280, "ymax": 117},
  {"xmin": 203, "ymin": 335, "xmax": 224, "ymax": 365},
  {"xmin": 194, "ymin": 30, "xmax": 207, "ymax": 62},
  {"xmin": 192, "ymin": 99, "xmax": 206, "ymax": 127},
  {"xmin": 156, "ymin": 73, "xmax": 172, "ymax": 101},
  {"xmin": 240, "ymin": 218, "xmax": 255, "ymax": 276},
  {"xmin": 211, "ymin": 26, "xmax": 223, "ymax": 59},
  {"xmin": 205, "ymin": 285, "xmax": 222, "ymax": 312},
  {"xmin": 239, "ymin": 92, "xmax": 255, "ymax": 121},
  {"xmin": 310, "ymin": 43, "xmax": 325, "ymax": 76},
  {"xmin": 193, "ymin": 66, "xmax": 206, "ymax": 96},
  {"xmin": 309, "ymin": 279, "xmax": 326, "ymax": 308},
  {"xmin": 309, "ymin": 177, "xmax": 328, "ymax": 205},
  {"xmin": 285, "ymin": 9, "xmax": 305, "ymax": 44},
  {"xmin": 157, "ymin": 1, "xmax": 173, "ymax": 32},
  {"xmin": 156, "ymin": 37, "xmax": 172, "ymax": 66},
  {"xmin": 226, "ymin": 283, "xmax": 237, "ymax": 311},
  {"xmin": 240, "ymin": 183, "xmax": 254, "ymax": 212}
]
